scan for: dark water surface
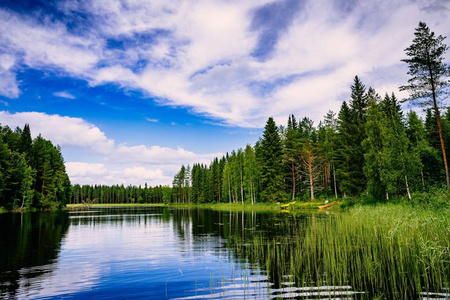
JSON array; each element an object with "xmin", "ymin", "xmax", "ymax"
[{"xmin": 0, "ymin": 207, "xmax": 448, "ymax": 299}]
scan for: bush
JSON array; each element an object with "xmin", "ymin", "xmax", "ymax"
[{"xmin": 410, "ymin": 188, "xmax": 450, "ymax": 209}]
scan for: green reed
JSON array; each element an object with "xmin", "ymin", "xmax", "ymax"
[{"xmin": 227, "ymin": 204, "xmax": 450, "ymax": 299}]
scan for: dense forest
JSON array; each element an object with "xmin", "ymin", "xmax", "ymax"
[
  {"xmin": 1, "ymin": 22, "xmax": 448, "ymax": 209},
  {"xmin": 172, "ymin": 90, "xmax": 450, "ymax": 204},
  {"xmin": 0, "ymin": 124, "xmax": 173, "ymax": 208},
  {"xmin": 0, "ymin": 124, "xmax": 71, "ymax": 210},
  {"xmin": 171, "ymin": 22, "xmax": 450, "ymax": 205},
  {"xmin": 69, "ymin": 184, "xmax": 172, "ymax": 204}
]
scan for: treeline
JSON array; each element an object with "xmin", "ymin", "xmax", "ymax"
[
  {"xmin": 172, "ymin": 76, "xmax": 450, "ymax": 204},
  {"xmin": 70, "ymin": 184, "xmax": 172, "ymax": 204},
  {"xmin": 0, "ymin": 124, "xmax": 71, "ymax": 210},
  {"xmin": 172, "ymin": 22, "xmax": 450, "ymax": 204}
]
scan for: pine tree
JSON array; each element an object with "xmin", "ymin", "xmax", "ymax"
[{"xmin": 400, "ymin": 22, "xmax": 450, "ymax": 189}]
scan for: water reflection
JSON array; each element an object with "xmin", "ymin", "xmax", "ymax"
[
  {"xmin": 0, "ymin": 207, "xmax": 448, "ymax": 299},
  {"xmin": 0, "ymin": 212, "xmax": 69, "ymax": 298}
]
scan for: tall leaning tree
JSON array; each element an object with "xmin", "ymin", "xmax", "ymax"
[{"xmin": 400, "ymin": 22, "xmax": 450, "ymax": 189}]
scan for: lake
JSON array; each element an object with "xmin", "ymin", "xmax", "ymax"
[{"xmin": 1, "ymin": 206, "xmax": 449, "ymax": 299}]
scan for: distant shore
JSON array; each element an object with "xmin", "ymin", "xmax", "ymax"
[{"xmin": 65, "ymin": 201, "xmax": 330, "ymax": 212}]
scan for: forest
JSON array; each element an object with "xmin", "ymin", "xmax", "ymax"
[
  {"xmin": 172, "ymin": 86, "xmax": 450, "ymax": 204},
  {"xmin": 171, "ymin": 22, "xmax": 450, "ymax": 205},
  {"xmin": 0, "ymin": 124, "xmax": 71, "ymax": 210},
  {"xmin": 70, "ymin": 183, "xmax": 172, "ymax": 205},
  {"xmin": 1, "ymin": 22, "xmax": 449, "ymax": 210}
]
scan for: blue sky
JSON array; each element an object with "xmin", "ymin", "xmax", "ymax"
[{"xmin": 0, "ymin": 0, "xmax": 449, "ymax": 185}]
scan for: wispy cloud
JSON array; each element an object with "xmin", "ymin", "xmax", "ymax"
[
  {"xmin": 1, "ymin": 0, "xmax": 449, "ymax": 126},
  {"xmin": 53, "ymin": 91, "xmax": 76, "ymax": 99},
  {"xmin": 0, "ymin": 53, "xmax": 20, "ymax": 98},
  {"xmin": 145, "ymin": 117, "xmax": 159, "ymax": 123}
]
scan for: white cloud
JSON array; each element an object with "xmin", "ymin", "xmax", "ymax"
[
  {"xmin": 145, "ymin": 118, "xmax": 159, "ymax": 123},
  {"xmin": 0, "ymin": 53, "xmax": 20, "ymax": 98},
  {"xmin": 0, "ymin": 68, "xmax": 20, "ymax": 98},
  {"xmin": 0, "ymin": 111, "xmax": 220, "ymax": 186},
  {"xmin": 0, "ymin": 111, "xmax": 114, "ymax": 153},
  {"xmin": 53, "ymin": 91, "xmax": 76, "ymax": 99},
  {"xmin": 1, "ymin": 0, "xmax": 449, "ymax": 127},
  {"xmin": 65, "ymin": 162, "xmax": 109, "ymax": 177}
]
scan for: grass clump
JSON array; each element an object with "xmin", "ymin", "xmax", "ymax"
[{"xmin": 228, "ymin": 204, "xmax": 450, "ymax": 299}]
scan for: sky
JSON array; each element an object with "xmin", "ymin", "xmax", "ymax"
[{"xmin": 0, "ymin": 0, "xmax": 449, "ymax": 186}]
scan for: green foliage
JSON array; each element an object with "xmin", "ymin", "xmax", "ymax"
[
  {"xmin": 70, "ymin": 183, "xmax": 170, "ymax": 204},
  {"xmin": 400, "ymin": 21, "xmax": 450, "ymax": 189},
  {"xmin": 410, "ymin": 187, "xmax": 450, "ymax": 209},
  {"xmin": 171, "ymin": 23, "xmax": 450, "ymax": 204},
  {"xmin": 258, "ymin": 117, "xmax": 285, "ymax": 202},
  {"xmin": 363, "ymin": 94, "xmax": 386, "ymax": 200},
  {"xmin": 0, "ymin": 124, "xmax": 70, "ymax": 210}
]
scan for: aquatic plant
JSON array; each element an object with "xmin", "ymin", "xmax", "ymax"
[{"xmin": 227, "ymin": 204, "xmax": 450, "ymax": 299}]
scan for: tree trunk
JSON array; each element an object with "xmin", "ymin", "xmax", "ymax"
[
  {"xmin": 433, "ymin": 105, "xmax": 450, "ymax": 189},
  {"xmin": 228, "ymin": 175, "xmax": 231, "ymax": 203},
  {"xmin": 429, "ymin": 64, "xmax": 450, "ymax": 189},
  {"xmin": 405, "ymin": 175, "xmax": 412, "ymax": 201},
  {"xmin": 291, "ymin": 159, "xmax": 296, "ymax": 201},
  {"xmin": 240, "ymin": 163, "xmax": 244, "ymax": 205},
  {"xmin": 308, "ymin": 151, "xmax": 314, "ymax": 201},
  {"xmin": 333, "ymin": 162, "xmax": 338, "ymax": 199}
]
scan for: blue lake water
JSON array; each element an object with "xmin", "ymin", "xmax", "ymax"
[
  {"xmin": 1, "ymin": 208, "xmax": 277, "ymax": 299},
  {"xmin": 1, "ymin": 207, "xmax": 448, "ymax": 299}
]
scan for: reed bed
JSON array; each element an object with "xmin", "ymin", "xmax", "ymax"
[{"xmin": 228, "ymin": 204, "xmax": 450, "ymax": 299}]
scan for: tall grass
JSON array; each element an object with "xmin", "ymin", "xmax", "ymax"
[{"xmin": 228, "ymin": 204, "xmax": 450, "ymax": 299}]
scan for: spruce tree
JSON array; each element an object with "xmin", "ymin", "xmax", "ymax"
[
  {"xmin": 258, "ymin": 117, "xmax": 284, "ymax": 202},
  {"xmin": 20, "ymin": 124, "xmax": 33, "ymax": 158},
  {"xmin": 341, "ymin": 76, "xmax": 369, "ymax": 195},
  {"xmin": 283, "ymin": 114, "xmax": 300, "ymax": 200},
  {"xmin": 363, "ymin": 94, "xmax": 386, "ymax": 200}
]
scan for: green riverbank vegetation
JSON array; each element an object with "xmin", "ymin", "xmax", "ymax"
[{"xmin": 172, "ymin": 22, "xmax": 450, "ymax": 208}]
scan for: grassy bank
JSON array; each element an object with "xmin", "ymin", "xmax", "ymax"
[
  {"xmin": 66, "ymin": 203, "xmax": 167, "ymax": 209},
  {"xmin": 168, "ymin": 202, "xmax": 280, "ymax": 211}
]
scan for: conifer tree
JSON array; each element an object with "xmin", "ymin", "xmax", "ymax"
[
  {"xmin": 258, "ymin": 117, "xmax": 284, "ymax": 202},
  {"xmin": 363, "ymin": 94, "xmax": 386, "ymax": 200},
  {"xmin": 380, "ymin": 94, "xmax": 420, "ymax": 199},
  {"xmin": 335, "ymin": 101, "xmax": 360, "ymax": 196},
  {"xmin": 283, "ymin": 114, "xmax": 300, "ymax": 200},
  {"xmin": 19, "ymin": 124, "xmax": 32, "ymax": 157},
  {"xmin": 400, "ymin": 22, "xmax": 450, "ymax": 189}
]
